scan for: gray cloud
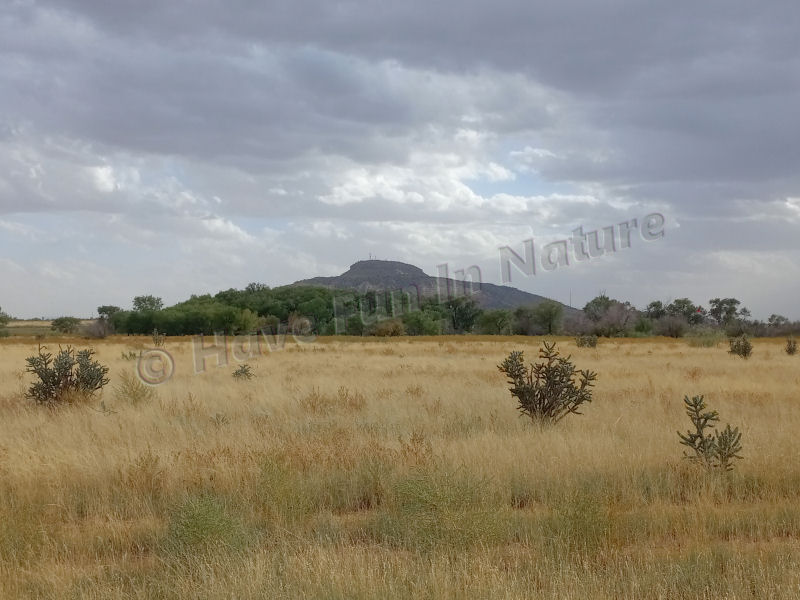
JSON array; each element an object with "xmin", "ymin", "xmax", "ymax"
[{"xmin": 0, "ymin": 0, "xmax": 798, "ymax": 318}]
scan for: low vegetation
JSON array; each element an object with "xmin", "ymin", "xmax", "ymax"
[
  {"xmin": 575, "ymin": 334, "xmax": 598, "ymax": 348},
  {"xmin": 232, "ymin": 363, "xmax": 255, "ymax": 381},
  {"xmin": 0, "ymin": 336, "xmax": 798, "ymax": 598}
]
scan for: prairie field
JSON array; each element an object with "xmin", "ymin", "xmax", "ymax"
[{"xmin": 1, "ymin": 335, "xmax": 799, "ymax": 599}]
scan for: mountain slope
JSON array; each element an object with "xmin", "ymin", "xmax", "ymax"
[{"xmin": 293, "ymin": 260, "xmax": 579, "ymax": 314}]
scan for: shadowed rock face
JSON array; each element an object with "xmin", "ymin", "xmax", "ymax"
[
  {"xmin": 293, "ymin": 259, "xmax": 580, "ymax": 314},
  {"xmin": 298, "ymin": 260, "xmax": 430, "ymax": 290}
]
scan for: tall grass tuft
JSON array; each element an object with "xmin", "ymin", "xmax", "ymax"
[
  {"xmin": 163, "ymin": 494, "xmax": 248, "ymax": 556},
  {"xmin": 115, "ymin": 370, "xmax": 155, "ymax": 405}
]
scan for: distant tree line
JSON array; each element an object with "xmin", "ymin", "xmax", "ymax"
[
  {"xmin": 94, "ymin": 286, "xmax": 570, "ymax": 338},
  {"xmin": 566, "ymin": 294, "xmax": 800, "ymax": 338},
  {"xmin": 5, "ymin": 286, "xmax": 798, "ymax": 339}
]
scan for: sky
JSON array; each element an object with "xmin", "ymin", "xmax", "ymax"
[{"xmin": 1, "ymin": 0, "xmax": 799, "ymax": 319}]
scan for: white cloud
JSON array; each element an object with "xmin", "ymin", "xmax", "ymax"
[
  {"xmin": 89, "ymin": 165, "xmax": 116, "ymax": 193},
  {"xmin": 0, "ymin": 219, "xmax": 41, "ymax": 239}
]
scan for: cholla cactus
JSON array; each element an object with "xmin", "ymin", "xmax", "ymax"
[
  {"xmin": 25, "ymin": 345, "xmax": 109, "ymax": 405},
  {"xmin": 728, "ymin": 334, "xmax": 752, "ymax": 359},
  {"xmin": 498, "ymin": 341, "xmax": 597, "ymax": 425},
  {"xmin": 677, "ymin": 395, "xmax": 743, "ymax": 471},
  {"xmin": 232, "ymin": 363, "xmax": 254, "ymax": 381}
]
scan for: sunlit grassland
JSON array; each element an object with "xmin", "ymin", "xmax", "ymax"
[{"xmin": 1, "ymin": 335, "xmax": 799, "ymax": 598}]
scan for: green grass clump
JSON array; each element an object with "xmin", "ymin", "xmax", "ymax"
[{"xmin": 163, "ymin": 494, "xmax": 249, "ymax": 556}]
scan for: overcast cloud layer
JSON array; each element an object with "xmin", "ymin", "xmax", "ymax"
[{"xmin": 1, "ymin": 0, "xmax": 799, "ymax": 319}]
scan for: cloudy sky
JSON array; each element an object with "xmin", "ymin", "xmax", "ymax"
[{"xmin": 1, "ymin": 1, "xmax": 799, "ymax": 319}]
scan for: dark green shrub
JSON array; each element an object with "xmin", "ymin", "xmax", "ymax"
[
  {"xmin": 575, "ymin": 334, "xmax": 598, "ymax": 348},
  {"xmin": 634, "ymin": 316, "xmax": 653, "ymax": 335},
  {"xmin": 787, "ymin": 337, "xmax": 797, "ymax": 356},
  {"xmin": 25, "ymin": 345, "xmax": 109, "ymax": 405},
  {"xmin": 498, "ymin": 341, "xmax": 597, "ymax": 425},
  {"xmin": 678, "ymin": 395, "xmax": 743, "ymax": 471},
  {"xmin": 728, "ymin": 334, "xmax": 752, "ymax": 358},
  {"xmin": 369, "ymin": 318, "xmax": 406, "ymax": 336}
]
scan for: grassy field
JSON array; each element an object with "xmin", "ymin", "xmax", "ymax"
[
  {"xmin": 1, "ymin": 335, "xmax": 799, "ymax": 599},
  {"xmin": 2, "ymin": 320, "xmax": 95, "ymax": 338},
  {"xmin": 3, "ymin": 320, "xmax": 54, "ymax": 337}
]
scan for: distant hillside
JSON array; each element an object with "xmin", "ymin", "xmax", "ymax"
[{"xmin": 293, "ymin": 260, "xmax": 580, "ymax": 315}]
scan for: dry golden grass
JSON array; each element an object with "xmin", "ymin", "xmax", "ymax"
[{"xmin": 1, "ymin": 334, "xmax": 799, "ymax": 598}]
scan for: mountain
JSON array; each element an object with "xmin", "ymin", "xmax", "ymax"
[{"xmin": 293, "ymin": 260, "xmax": 580, "ymax": 314}]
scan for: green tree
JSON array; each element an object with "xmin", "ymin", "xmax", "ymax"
[
  {"xmin": 666, "ymin": 298, "xmax": 705, "ymax": 325},
  {"xmin": 346, "ymin": 315, "xmax": 365, "ymax": 336},
  {"xmin": 51, "ymin": 316, "xmax": 81, "ymax": 334},
  {"xmin": 444, "ymin": 297, "xmax": 482, "ymax": 333},
  {"xmin": 133, "ymin": 295, "xmax": 164, "ymax": 312},
  {"xmin": 234, "ymin": 308, "xmax": 260, "ymax": 333},
  {"xmin": 583, "ymin": 294, "xmax": 615, "ymax": 322},
  {"xmin": 644, "ymin": 301, "xmax": 666, "ymax": 320},
  {"xmin": 94, "ymin": 305, "xmax": 121, "ymax": 337},
  {"xmin": 634, "ymin": 316, "xmax": 653, "ymax": 334},
  {"xmin": 768, "ymin": 314, "xmax": 789, "ymax": 328},
  {"xmin": 582, "ymin": 294, "xmax": 635, "ymax": 336},
  {"xmin": 513, "ymin": 306, "xmax": 540, "ymax": 335},
  {"xmin": 245, "ymin": 282, "xmax": 270, "ymax": 293},
  {"xmin": 531, "ymin": 300, "xmax": 564, "ymax": 335},
  {"xmin": 476, "ymin": 309, "xmax": 512, "ymax": 335},
  {"xmin": 97, "ymin": 305, "xmax": 121, "ymax": 319},
  {"xmin": 402, "ymin": 310, "xmax": 442, "ymax": 335},
  {"xmin": 297, "ymin": 297, "xmax": 333, "ymax": 332},
  {"xmin": 0, "ymin": 306, "xmax": 10, "ymax": 327},
  {"xmin": 708, "ymin": 298, "xmax": 743, "ymax": 326}
]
